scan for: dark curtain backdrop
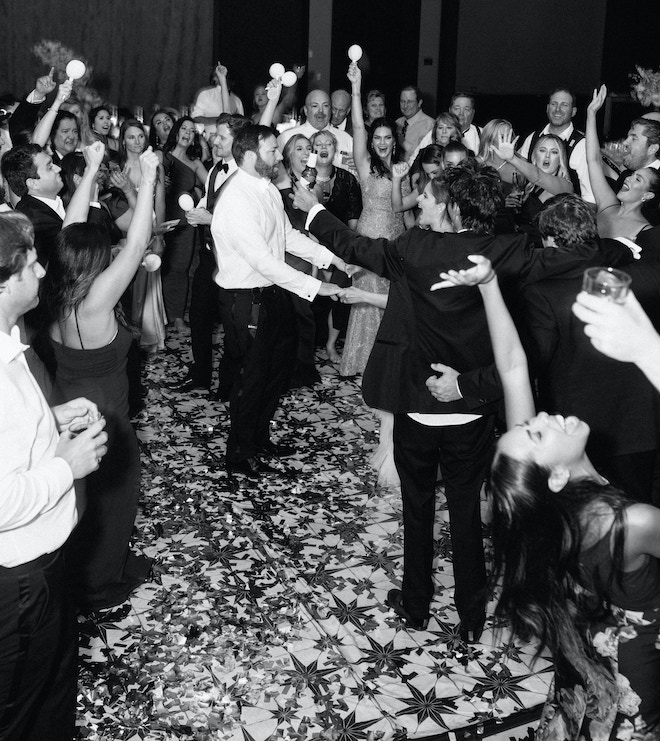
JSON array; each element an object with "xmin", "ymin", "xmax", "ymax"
[
  {"xmin": 0, "ymin": 0, "xmax": 214, "ymax": 113},
  {"xmin": 330, "ymin": 0, "xmax": 422, "ymax": 119},
  {"xmin": 215, "ymin": 0, "xmax": 309, "ymax": 118}
]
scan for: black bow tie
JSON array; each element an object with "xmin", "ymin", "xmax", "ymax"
[{"xmin": 218, "ymin": 162, "xmax": 229, "ymax": 174}]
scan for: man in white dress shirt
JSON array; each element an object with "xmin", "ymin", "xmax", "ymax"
[
  {"xmin": 517, "ymin": 88, "xmax": 594, "ymax": 203},
  {"xmin": 0, "ymin": 212, "xmax": 108, "ymax": 740},
  {"xmin": 177, "ymin": 113, "xmax": 251, "ymax": 396},
  {"xmin": 211, "ymin": 125, "xmax": 344, "ymax": 478},
  {"xmin": 277, "ymin": 90, "xmax": 353, "ymax": 168},
  {"xmin": 450, "ymin": 92, "xmax": 481, "ymax": 154},
  {"xmin": 396, "ymin": 86, "xmax": 434, "ymax": 161}
]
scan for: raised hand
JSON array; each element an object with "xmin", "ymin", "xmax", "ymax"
[
  {"xmin": 266, "ymin": 78, "xmax": 282, "ymax": 101},
  {"xmin": 54, "ymin": 78, "xmax": 73, "ymax": 106},
  {"xmin": 587, "ymin": 84, "xmax": 607, "ymax": 117},
  {"xmin": 430, "ymin": 254, "xmax": 495, "ymax": 290},
  {"xmin": 392, "ymin": 162, "xmax": 410, "ymax": 180},
  {"xmin": 347, "ymin": 62, "xmax": 361, "ymax": 88},
  {"xmin": 35, "ymin": 67, "xmax": 57, "ymax": 98},
  {"xmin": 293, "ymin": 64, "xmax": 306, "ymax": 79},
  {"xmin": 139, "ymin": 147, "xmax": 160, "ymax": 183},
  {"xmin": 84, "ymin": 141, "xmax": 106, "ymax": 169},
  {"xmin": 492, "ymin": 129, "xmax": 518, "ymax": 162},
  {"xmin": 215, "ymin": 62, "xmax": 228, "ymax": 81}
]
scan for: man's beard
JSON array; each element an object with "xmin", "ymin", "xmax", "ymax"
[{"xmin": 255, "ymin": 154, "xmax": 278, "ymax": 180}]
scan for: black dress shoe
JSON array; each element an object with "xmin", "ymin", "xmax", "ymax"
[
  {"xmin": 225, "ymin": 457, "xmax": 281, "ymax": 478},
  {"xmin": 258, "ymin": 441, "xmax": 296, "ymax": 457},
  {"xmin": 459, "ymin": 612, "xmax": 486, "ymax": 644},
  {"xmin": 386, "ymin": 588, "xmax": 429, "ymax": 631},
  {"xmin": 171, "ymin": 378, "xmax": 209, "ymax": 393}
]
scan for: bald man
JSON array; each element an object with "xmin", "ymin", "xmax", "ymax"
[{"xmin": 277, "ymin": 89, "xmax": 353, "ymax": 168}]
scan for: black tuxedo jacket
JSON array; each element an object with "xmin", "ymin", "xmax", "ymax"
[
  {"xmin": 16, "ymin": 195, "xmax": 63, "ymax": 265},
  {"xmin": 308, "ymin": 210, "xmax": 632, "ymax": 415},
  {"xmin": 523, "ymin": 240, "xmax": 660, "ymax": 457}
]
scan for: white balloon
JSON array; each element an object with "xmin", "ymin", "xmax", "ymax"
[
  {"xmin": 269, "ymin": 62, "xmax": 285, "ymax": 80},
  {"xmin": 178, "ymin": 193, "xmax": 195, "ymax": 212},
  {"xmin": 142, "ymin": 254, "xmax": 162, "ymax": 272},
  {"xmin": 281, "ymin": 71, "xmax": 297, "ymax": 88},
  {"xmin": 347, "ymin": 45, "xmax": 363, "ymax": 62},
  {"xmin": 65, "ymin": 59, "xmax": 86, "ymax": 80}
]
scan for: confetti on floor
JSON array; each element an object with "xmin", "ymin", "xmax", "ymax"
[{"xmin": 76, "ymin": 326, "xmax": 552, "ymax": 740}]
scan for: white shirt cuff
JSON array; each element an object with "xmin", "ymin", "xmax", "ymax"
[{"xmin": 305, "ymin": 204, "xmax": 326, "ymax": 231}]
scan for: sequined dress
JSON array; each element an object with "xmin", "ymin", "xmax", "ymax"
[{"xmin": 339, "ymin": 173, "xmax": 408, "ymax": 376}]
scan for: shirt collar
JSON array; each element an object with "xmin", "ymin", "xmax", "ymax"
[
  {"xmin": 237, "ymin": 166, "xmax": 272, "ymax": 193},
  {"xmin": 31, "ymin": 194, "xmax": 65, "ymax": 219},
  {"xmin": 0, "ymin": 326, "xmax": 29, "ymax": 364}
]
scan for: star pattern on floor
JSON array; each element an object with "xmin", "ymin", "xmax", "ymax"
[{"xmin": 75, "ymin": 327, "xmax": 553, "ymax": 740}]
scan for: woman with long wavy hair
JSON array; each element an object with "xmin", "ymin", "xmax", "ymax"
[
  {"xmin": 434, "ymin": 255, "xmax": 660, "ymax": 739},
  {"xmin": 39, "ymin": 148, "xmax": 161, "ymax": 611}
]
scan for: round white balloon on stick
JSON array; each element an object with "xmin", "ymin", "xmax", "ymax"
[
  {"xmin": 347, "ymin": 45, "xmax": 363, "ymax": 62},
  {"xmin": 281, "ymin": 71, "xmax": 297, "ymax": 88},
  {"xmin": 178, "ymin": 193, "xmax": 195, "ymax": 212},
  {"xmin": 142, "ymin": 254, "xmax": 162, "ymax": 272},
  {"xmin": 65, "ymin": 59, "xmax": 86, "ymax": 81},
  {"xmin": 269, "ymin": 62, "xmax": 285, "ymax": 80}
]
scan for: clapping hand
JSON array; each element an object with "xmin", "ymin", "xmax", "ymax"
[
  {"xmin": 430, "ymin": 254, "xmax": 495, "ymax": 290},
  {"xmin": 35, "ymin": 67, "xmax": 57, "ymax": 98},
  {"xmin": 492, "ymin": 129, "xmax": 518, "ymax": 162},
  {"xmin": 587, "ymin": 84, "xmax": 607, "ymax": 117}
]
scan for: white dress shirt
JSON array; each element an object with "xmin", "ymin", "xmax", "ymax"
[
  {"xmin": 191, "ymin": 88, "xmax": 244, "ymax": 138},
  {"xmin": 197, "ymin": 159, "xmax": 238, "ymax": 210},
  {"xmin": 0, "ymin": 327, "xmax": 77, "ymax": 567},
  {"xmin": 211, "ymin": 168, "xmax": 335, "ymax": 301}
]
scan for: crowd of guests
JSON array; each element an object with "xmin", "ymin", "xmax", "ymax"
[{"xmin": 1, "ymin": 52, "xmax": 660, "ymax": 740}]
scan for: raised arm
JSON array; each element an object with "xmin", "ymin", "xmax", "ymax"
[
  {"xmin": 493, "ymin": 129, "xmax": 573, "ymax": 195},
  {"xmin": 432, "ymin": 256, "xmax": 535, "ymax": 427},
  {"xmin": 347, "ymin": 63, "xmax": 370, "ymax": 180},
  {"xmin": 31, "ymin": 78, "xmax": 73, "ymax": 147},
  {"xmin": 585, "ymin": 85, "xmax": 619, "ymax": 211},
  {"xmin": 63, "ymin": 141, "xmax": 104, "ymax": 227},
  {"xmin": 258, "ymin": 78, "xmax": 283, "ymax": 128},
  {"xmin": 391, "ymin": 162, "xmax": 418, "ymax": 212},
  {"xmin": 85, "ymin": 148, "xmax": 159, "ymax": 312}
]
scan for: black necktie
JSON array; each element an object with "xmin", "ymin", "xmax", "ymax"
[{"xmin": 400, "ymin": 120, "xmax": 408, "ymax": 147}]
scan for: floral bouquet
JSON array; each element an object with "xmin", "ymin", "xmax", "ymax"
[{"xmin": 629, "ymin": 65, "xmax": 660, "ymax": 109}]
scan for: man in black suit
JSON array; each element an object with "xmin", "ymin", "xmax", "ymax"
[
  {"xmin": 523, "ymin": 194, "xmax": 660, "ymax": 502},
  {"xmin": 293, "ymin": 161, "xmax": 630, "ymax": 639},
  {"xmin": 1, "ymin": 144, "xmax": 64, "ymax": 265}
]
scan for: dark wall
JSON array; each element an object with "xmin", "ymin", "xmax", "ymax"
[
  {"xmin": 330, "ymin": 0, "xmax": 422, "ymax": 121},
  {"xmin": 216, "ymin": 0, "xmax": 309, "ymax": 116},
  {"xmin": 0, "ymin": 0, "xmax": 213, "ymax": 113}
]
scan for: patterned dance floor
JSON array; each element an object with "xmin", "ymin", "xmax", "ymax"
[{"xmin": 76, "ymin": 328, "xmax": 553, "ymax": 740}]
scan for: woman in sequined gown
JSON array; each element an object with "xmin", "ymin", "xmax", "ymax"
[{"xmin": 341, "ymin": 61, "xmax": 413, "ymax": 487}]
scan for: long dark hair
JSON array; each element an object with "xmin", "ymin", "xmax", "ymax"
[
  {"xmin": 490, "ymin": 451, "xmax": 628, "ymax": 702},
  {"xmin": 366, "ymin": 117, "xmax": 401, "ymax": 178},
  {"xmin": 40, "ymin": 223, "xmax": 136, "ymax": 338},
  {"xmin": 162, "ymin": 116, "xmax": 202, "ymax": 161}
]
